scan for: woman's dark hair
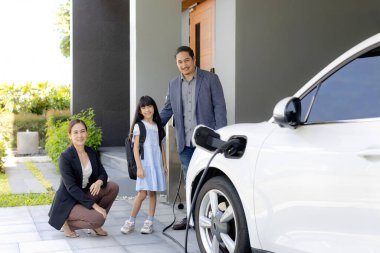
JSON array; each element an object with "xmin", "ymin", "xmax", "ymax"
[
  {"xmin": 68, "ymin": 119, "xmax": 87, "ymax": 133},
  {"xmin": 130, "ymin": 95, "xmax": 164, "ymax": 136},
  {"xmin": 174, "ymin": 46, "xmax": 194, "ymax": 59}
]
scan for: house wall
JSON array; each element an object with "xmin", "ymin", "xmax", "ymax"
[
  {"xmin": 179, "ymin": 0, "xmax": 236, "ymax": 124},
  {"xmin": 130, "ymin": 0, "xmax": 181, "ymax": 121},
  {"xmin": 130, "ymin": 0, "xmax": 182, "ymax": 201},
  {"xmin": 181, "ymin": 9, "xmax": 190, "ymax": 46},
  {"xmin": 215, "ymin": 0, "xmax": 236, "ymax": 124},
  {"xmin": 72, "ymin": 0, "xmax": 130, "ymax": 146},
  {"xmin": 235, "ymin": 0, "xmax": 380, "ymax": 123}
]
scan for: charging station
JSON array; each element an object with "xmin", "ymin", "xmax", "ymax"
[{"xmin": 165, "ymin": 119, "xmax": 186, "ymax": 208}]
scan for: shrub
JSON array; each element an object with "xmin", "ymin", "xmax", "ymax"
[
  {"xmin": 45, "ymin": 119, "xmax": 68, "ymax": 168},
  {"xmin": 45, "ymin": 108, "xmax": 102, "ymax": 169},
  {"xmin": 0, "ymin": 83, "xmax": 23, "ymax": 113},
  {"xmin": 48, "ymin": 86, "xmax": 70, "ymax": 110},
  {"xmin": 0, "ymin": 139, "xmax": 6, "ymax": 174},
  {"xmin": 0, "ymin": 113, "xmax": 14, "ymax": 145}
]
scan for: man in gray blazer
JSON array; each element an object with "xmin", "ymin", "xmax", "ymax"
[{"xmin": 160, "ymin": 46, "xmax": 227, "ymax": 230}]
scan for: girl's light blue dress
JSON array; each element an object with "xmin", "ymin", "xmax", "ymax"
[{"xmin": 133, "ymin": 120, "xmax": 166, "ymax": 191}]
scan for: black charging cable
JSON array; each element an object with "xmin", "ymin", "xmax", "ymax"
[
  {"xmin": 184, "ymin": 139, "xmax": 237, "ymax": 253},
  {"xmin": 162, "ymin": 139, "xmax": 240, "ymax": 252},
  {"xmin": 184, "ymin": 146, "xmax": 222, "ymax": 252}
]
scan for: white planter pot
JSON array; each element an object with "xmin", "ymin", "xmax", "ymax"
[{"xmin": 17, "ymin": 131, "xmax": 39, "ymax": 155}]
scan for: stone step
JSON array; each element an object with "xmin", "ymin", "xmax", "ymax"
[
  {"xmin": 99, "ymin": 147, "xmax": 137, "ymax": 197},
  {"xmin": 103, "ymin": 164, "xmax": 136, "ymax": 197},
  {"xmin": 99, "ymin": 147, "xmax": 168, "ymax": 198},
  {"xmin": 99, "ymin": 147, "xmax": 128, "ymax": 173}
]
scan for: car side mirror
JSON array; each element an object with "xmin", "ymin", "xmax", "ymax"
[{"xmin": 273, "ymin": 97, "xmax": 301, "ymax": 129}]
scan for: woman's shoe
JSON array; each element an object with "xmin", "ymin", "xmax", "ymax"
[
  {"xmin": 64, "ymin": 231, "xmax": 79, "ymax": 238},
  {"xmin": 63, "ymin": 221, "xmax": 79, "ymax": 238},
  {"xmin": 92, "ymin": 227, "xmax": 108, "ymax": 236}
]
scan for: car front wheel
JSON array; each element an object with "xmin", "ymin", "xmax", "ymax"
[{"xmin": 194, "ymin": 176, "xmax": 250, "ymax": 253}]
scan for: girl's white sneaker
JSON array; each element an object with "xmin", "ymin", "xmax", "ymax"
[
  {"xmin": 140, "ymin": 220, "xmax": 153, "ymax": 234},
  {"xmin": 120, "ymin": 220, "xmax": 135, "ymax": 234}
]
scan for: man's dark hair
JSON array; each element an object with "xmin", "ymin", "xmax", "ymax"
[{"xmin": 175, "ymin": 46, "xmax": 194, "ymax": 59}]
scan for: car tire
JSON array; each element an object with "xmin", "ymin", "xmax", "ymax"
[{"xmin": 194, "ymin": 176, "xmax": 250, "ymax": 253}]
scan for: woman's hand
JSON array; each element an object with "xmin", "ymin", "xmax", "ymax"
[
  {"xmin": 90, "ymin": 180, "xmax": 103, "ymax": 196},
  {"xmin": 137, "ymin": 166, "xmax": 145, "ymax": 178},
  {"xmin": 92, "ymin": 203, "xmax": 107, "ymax": 219}
]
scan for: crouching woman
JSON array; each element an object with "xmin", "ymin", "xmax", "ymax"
[{"xmin": 48, "ymin": 119, "xmax": 119, "ymax": 237}]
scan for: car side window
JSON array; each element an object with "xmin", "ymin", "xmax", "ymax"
[{"xmin": 306, "ymin": 46, "xmax": 380, "ymax": 123}]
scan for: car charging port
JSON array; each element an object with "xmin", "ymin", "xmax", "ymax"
[{"xmin": 224, "ymin": 136, "xmax": 247, "ymax": 159}]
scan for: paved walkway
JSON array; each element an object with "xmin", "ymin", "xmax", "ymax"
[
  {"xmin": 1, "ymin": 155, "xmax": 200, "ymax": 253},
  {"xmin": 5, "ymin": 157, "xmax": 60, "ymax": 194}
]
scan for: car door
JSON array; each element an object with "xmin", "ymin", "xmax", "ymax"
[{"xmin": 254, "ymin": 46, "xmax": 380, "ymax": 253}]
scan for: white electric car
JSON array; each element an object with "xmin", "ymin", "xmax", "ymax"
[{"xmin": 186, "ymin": 33, "xmax": 380, "ymax": 253}]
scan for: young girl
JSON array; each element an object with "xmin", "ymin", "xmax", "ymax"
[{"xmin": 121, "ymin": 95, "xmax": 167, "ymax": 234}]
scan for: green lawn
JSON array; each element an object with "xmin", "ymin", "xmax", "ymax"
[
  {"xmin": 0, "ymin": 192, "xmax": 54, "ymax": 207},
  {"xmin": 0, "ymin": 172, "xmax": 10, "ymax": 195}
]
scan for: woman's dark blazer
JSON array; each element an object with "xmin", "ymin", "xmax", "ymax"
[{"xmin": 48, "ymin": 145, "xmax": 108, "ymax": 230}]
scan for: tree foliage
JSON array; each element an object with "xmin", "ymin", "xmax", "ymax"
[
  {"xmin": 56, "ymin": 0, "xmax": 71, "ymax": 58},
  {"xmin": 0, "ymin": 82, "xmax": 70, "ymax": 115}
]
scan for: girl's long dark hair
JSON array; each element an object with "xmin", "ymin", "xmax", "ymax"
[{"xmin": 130, "ymin": 95, "xmax": 165, "ymax": 138}]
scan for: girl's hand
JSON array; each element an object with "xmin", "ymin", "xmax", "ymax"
[
  {"xmin": 137, "ymin": 166, "xmax": 145, "ymax": 178},
  {"xmin": 92, "ymin": 203, "xmax": 107, "ymax": 219},
  {"xmin": 163, "ymin": 165, "xmax": 168, "ymax": 176},
  {"xmin": 90, "ymin": 180, "xmax": 103, "ymax": 196}
]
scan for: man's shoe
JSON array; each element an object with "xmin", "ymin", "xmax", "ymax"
[{"xmin": 172, "ymin": 217, "xmax": 187, "ymax": 230}]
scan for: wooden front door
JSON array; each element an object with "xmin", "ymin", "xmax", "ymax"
[{"xmin": 189, "ymin": 0, "xmax": 215, "ymax": 72}]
